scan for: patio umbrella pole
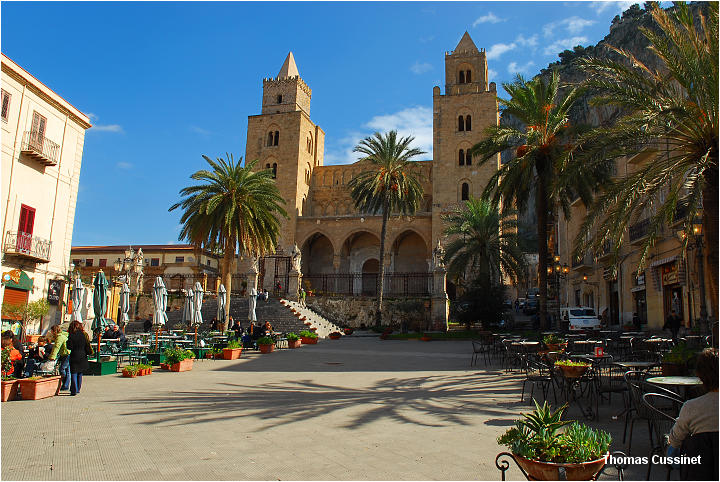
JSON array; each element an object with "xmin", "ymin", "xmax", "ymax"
[
  {"xmin": 155, "ymin": 326, "xmax": 159, "ymax": 351},
  {"xmin": 97, "ymin": 333, "xmax": 101, "ymax": 362},
  {"xmin": 194, "ymin": 326, "xmax": 198, "ymax": 347}
]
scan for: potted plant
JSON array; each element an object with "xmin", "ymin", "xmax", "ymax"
[
  {"xmin": 257, "ymin": 336, "xmax": 275, "ymax": 354},
  {"xmin": 222, "ymin": 340, "xmax": 243, "ymax": 360},
  {"xmin": 661, "ymin": 342, "xmax": 696, "ymax": 376},
  {"xmin": 286, "ymin": 333, "xmax": 301, "ymax": 349},
  {"xmin": 206, "ymin": 346, "xmax": 223, "ymax": 359},
  {"xmin": 328, "ymin": 332, "xmax": 342, "ymax": 340},
  {"xmin": 543, "ymin": 334, "xmax": 565, "ymax": 352},
  {"xmin": 420, "ymin": 333, "xmax": 432, "ymax": 342},
  {"xmin": 343, "ymin": 327, "xmax": 354, "ymax": 336},
  {"xmin": 497, "ymin": 400, "xmax": 611, "ymax": 480},
  {"xmin": 1, "ymin": 347, "xmax": 18, "ymax": 402},
  {"xmin": 122, "ymin": 365, "xmax": 139, "ymax": 378},
  {"xmin": 18, "ymin": 375, "xmax": 61, "ymax": 400},
  {"xmin": 555, "ymin": 360, "xmax": 590, "ymax": 379},
  {"xmin": 299, "ymin": 330, "xmax": 318, "ymax": 345},
  {"xmin": 164, "ymin": 348, "xmax": 195, "ymax": 372}
]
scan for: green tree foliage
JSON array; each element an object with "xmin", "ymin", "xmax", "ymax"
[
  {"xmin": 169, "ymin": 155, "xmax": 287, "ymax": 325},
  {"xmin": 348, "ymin": 131, "xmax": 425, "ymax": 326}
]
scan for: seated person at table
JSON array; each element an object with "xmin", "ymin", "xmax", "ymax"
[
  {"xmin": 1, "ymin": 333, "xmax": 23, "ymax": 378},
  {"xmin": 23, "ymin": 336, "xmax": 51, "ymax": 377},
  {"xmin": 110, "ymin": 324, "xmax": 126, "ymax": 342},
  {"xmin": 667, "ymin": 348, "xmax": 718, "ymax": 480},
  {"xmin": 143, "ymin": 318, "xmax": 152, "ymax": 333},
  {"xmin": 230, "ymin": 320, "xmax": 242, "ymax": 339},
  {"xmin": 102, "ymin": 325, "xmax": 115, "ymax": 339},
  {"xmin": 263, "ymin": 321, "xmax": 273, "ymax": 336},
  {"xmin": 241, "ymin": 329, "xmax": 254, "ymax": 349}
]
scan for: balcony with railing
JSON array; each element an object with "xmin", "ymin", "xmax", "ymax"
[
  {"xmin": 4, "ymin": 231, "xmax": 52, "ymax": 263},
  {"xmin": 20, "ymin": 131, "xmax": 60, "ymax": 166},
  {"xmin": 629, "ymin": 218, "xmax": 651, "ymax": 244},
  {"xmin": 597, "ymin": 239, "xmax": 614, "ymax": 261},
  {"xmin": 571, "ymin": 252, "xmax": 594, "ymax": 271}
]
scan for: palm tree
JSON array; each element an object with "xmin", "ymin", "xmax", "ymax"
[
  {"xmin": 348, "ymin": 131, "xmax": 425, "ymax": 327},
  {"xmin": 574, "ymin": 2, "xmax": 718, "ymax": 318},
  {"xmin": 469, "ymin": 72, "xmax": 604, "ymax": 329},
  {"xmin": 169, "ymin": 155, "xmax": 287, "ymax": 327},
  {"xmin": 442, "ymin": 197, "xmax": 527, "ymax": 288}
]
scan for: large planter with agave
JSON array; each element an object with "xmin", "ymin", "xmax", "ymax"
[{"xmin": 497, "ymin": 400, "xmax": 611, "ymax": 481}]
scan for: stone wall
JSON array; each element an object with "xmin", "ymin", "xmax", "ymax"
[{"xmin": 307, "ymin": 295, "xmax": 431, "ymax": 331}]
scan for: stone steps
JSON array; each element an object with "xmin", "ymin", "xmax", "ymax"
[{"xmin": 280, "ymin": 300, "xmax": 344, "ymax": 338}]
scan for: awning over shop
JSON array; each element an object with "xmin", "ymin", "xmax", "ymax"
[
  {"xmin": 2, "ymin": 269, "xmax": 33, "ymax": 291},
  {"xmin": 649, "ymin": 255, "xmax": 679, "ymax": 268}
]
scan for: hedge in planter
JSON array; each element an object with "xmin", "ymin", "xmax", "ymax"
[
  {"xmin": 18, "ymin": 376, "xmax": 61, "ymax": 400},
  {"xmin": 164, "ymin": 348, "xmax": 196, "ymax": 372},
  {"xmin": 286, "ymin": 333, "xmax": 301, "ymax": 349},
  {"xmin": 299, "ymin": 330, "xmax": 318, "ymax": 345},
  {"xmin": 257, "ymin": 336, "xmax": 275, "ymax": 354},
  {"xmin": 497, "ymin": 400, "xmax": 611, "ymax": 481},
  {"xmin": 1, "ymin": 347, "xmax": 18, "ymax": 402}
]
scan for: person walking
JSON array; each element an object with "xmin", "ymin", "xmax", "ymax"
[
  {"xmin": 299, "ymin": 288, "xmax": 307, "ymax": 307},
  {"xmin": 65, "ymin": 320, "xmax": 93, "ymax": 396},
  {"xmin": 664, "ymin": 310, "xmax": 682, "ymax": 341},
  {"xmin": 47, "ymin": 325, "xmax": 71, "ymax": 391}
]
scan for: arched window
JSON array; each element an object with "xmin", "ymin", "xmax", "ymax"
[
  {"xmin": 267, "ymin": 132, "xmax": 274, "ymax": 146},
  {"xmin": 265, "ymin": 163, "xmax": 271, "ymax": 170},
  {"xmin": 458, "ymin": 116, "xmax": 465, "ymax": 132},
  {"xmin": 466, "ymin": 70, "xmax": 472, "ymax": 83},
  {"xmin": 458, "ymin": 70, "xmax": 465, "ymax": 84},
  {"xmin": 277, "ymin": 94, "xmax": 283, "ymax": 104},
  {"xmin": 458, "ymin": 149, "xmax": 465, "ymax": 166},
  {"xmin": 466, "ymin": 151, "xmax": 472, "ymax": 166},
  {"xmin": 274, "ymin": 131, "xmax": 279, "ymax": 146},
  {"xmin": 272, "ymin": 163, "xmax": 277, "ymax": 179},
  {"xmin": 461, "ymin": 182, "xmax": 469, "ymax": 201},
  {"xmin": 465, "ymin": 115, "xmax": 472, "ymax": 131}
]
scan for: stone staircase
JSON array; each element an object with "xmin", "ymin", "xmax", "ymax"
[
  {"xmin": 281, "ymin": 300, "xmax": 344, "ymax": 338},
  {"xmin": 126, "ymin": 296, "xmax": 341, "ymax": 338}
]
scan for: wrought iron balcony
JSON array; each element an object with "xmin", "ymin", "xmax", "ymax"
[
  {"xmin": 4, "ymin": 231, "xmax": 52, "ymax": 263},
  {"xmin": 571, "ymin": 252, "xmax": 594, "ymax": 271},
  {"xmin": 21, "ymin": 131, "xmax": 60, "ymax": 166},
  {"xmin": 597, "ymin": 240, "xmax": 614, "ymax": 261},
  {"xmin": 629, "ymin": 218, "xmax": 651, "ymax": 244}
]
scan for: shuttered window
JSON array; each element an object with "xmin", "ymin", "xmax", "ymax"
[
  {"xmin": 1, "ymin": 90, "xmax": 10, "ymax": 122},
  {"xmin": 2, "ymin": 288, "xmax": 29, "ymax": 320},
  {"xmin": 30, "ymin": 111, "xmax": 47, "ymax": 147},
  {"xmin": 18, "ymin": 204, "xmax": 35, "ymax": 235}
]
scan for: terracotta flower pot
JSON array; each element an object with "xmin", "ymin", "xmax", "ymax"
[
  {"xmin": 546, "ymin": 343, "xmax": 562, "ymax": 352},
  {"xmin": 514, "ymin": 454, "xmax": 607, "ymax": 481},
  {"xmin": 122, "ymin": 370, "xmax": 137, "ymax": 378},
  {"xmin": 343, "ymin": 328, "xmax": 353, "ymax": 335},
  {"xmin": 287, "ymin": 339, "xmax": 301, "ymax": 349},
  {"xmin": 1, "ymin": 379, "xmax": 19, "ymax": 402},
  {"xmin": 558, "ymin": 364, "xmax": 589, "ymax": 379},
  {"xmin": 420, "ymin": 336, "xmax": 432, "ymax": 342},
  {"xmin": 300, "ymin": 316, "xmax": 307, "ymax": 321},
  {"xmin": 170, "ymin": 359, "xmax": 194, "ymax": 372},
  {"xmin": 329, "ymin": 334, "xmax": 341, "ymax": 340},
  {"xmin": 258, "ymin": 343, "xmax": 275, "ymax": 354},
  {"xmin": 300, "ymin": 337, "xmax": 317, "ymax": 345},
  {"xmin": 160, "ymin": 363, "xmax": 169, "ymax": 370},
  {"xmin": 18, "ymin": 376, "xmax": 61, "ymax": 400},
  {"xmin": 222, "ymin": 348, "xmax": 242, "ymax": 360}
]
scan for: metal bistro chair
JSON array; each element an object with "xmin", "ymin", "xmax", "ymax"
[
  {"xmin": 520, "ymin": 355, "xmax": 557, "ymax": 404},
  {"xmin": 470, "ymin": 339, "xmax": 492, "ymax": 367},
  {"xmin": 642, "ymin": 392, "xmax": 683, "ymax": 480}
]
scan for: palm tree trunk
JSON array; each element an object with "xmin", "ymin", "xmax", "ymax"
[
  {"xmin": 376, "ymin": 201, "xmax": 390, "ymax": 327},
  {"xmin": 702, "ymin": 163, "xmax": 718, "ymax": 322},
  {"xmin": 221, "ymin": 239, "xmax": 234, "ymax": 332},
  {"xmin": 536, "ymin": 180, "xmax": 549, "ymax": 331}
]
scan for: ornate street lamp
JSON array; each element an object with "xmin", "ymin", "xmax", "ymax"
[
  {"xmin": 677, "ymin": 219, "xmax": 707, "ymax": 332},
  {"xmin": 114, "ymin": 247, "xmax": 145, "ymax": 322}
]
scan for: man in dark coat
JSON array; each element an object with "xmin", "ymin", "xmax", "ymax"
[{"xmin": 664, "ymin": 310, "xmax": 682, "ymax": 341}]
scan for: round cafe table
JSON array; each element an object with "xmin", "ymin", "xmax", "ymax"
[
  {"xmin": 647, "ymin": 376, "xmax": 703, "ymax": 400},
  {"xmin": 614, "ymin": 360, "xmax": 656, "ymax": 370}
]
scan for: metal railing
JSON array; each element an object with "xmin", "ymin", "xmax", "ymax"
[
  {"xmin": 21, "ymin": 131, "xmax": 60, "ymax": 165},
  {"xmin": 571, "ymin": 252, "xmax": 594, "ymax": 269},
  {"xmin": 302, "ymin": 272, "xmax": 432, "ymax": 297},
  {"xmin": 4, "ymin": 231, "xmax": 52, "ymax": 262},
  {"xmin": 629, "ymin": 218, "xmax": 651, "ymax": 242}
]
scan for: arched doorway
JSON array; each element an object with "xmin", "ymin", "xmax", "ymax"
[
  {"xmin": 300, "ymin": 233, "xmax": 335, "ymax": 293},
  {"xmin": 391, "ymin": 231, "xmax": 428, "ymax": 273},
  {"xmin": 362, "ymin": 259, "xmax": 379, "ymax": 296}
]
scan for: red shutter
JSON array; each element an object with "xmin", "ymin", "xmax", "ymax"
[
  {"xmin": 18, "ymin": 204, "xmax": 35, "ymax": 235},
  {"xmin": 2, "ymin": 288, "xmax": 29, "ymax": 320}
]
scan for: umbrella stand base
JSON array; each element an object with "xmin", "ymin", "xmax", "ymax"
[
  {"xmin": 146, "ymin": 353, "xmax": 166, "ymax": 366},
  {"xmin": 87, "ymin": 359, "xmax": 118, "ymax": 376}
]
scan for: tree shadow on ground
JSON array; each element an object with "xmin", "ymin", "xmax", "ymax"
[{"xmin": 108, "ymin": 372, "xmax": 524, "ymax": 431}]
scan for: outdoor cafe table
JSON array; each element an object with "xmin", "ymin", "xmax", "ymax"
[
  {"xmin": 614, "ymin": 360, "xmax": 656, "ymax": 370},
  {"xmin": 647, "ymin": 376, "xmax": 703, "ymax": 400}
]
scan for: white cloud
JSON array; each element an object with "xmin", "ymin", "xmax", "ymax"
[
  {"xmin": 92, "ymin": 124, "xmax": 123, "ymax": 133},
  {"xmin": 473, "ymin": 12, "xmax": 505, "ymax": 26},
  {"xmin": 590, "ymin": 1, "xmax": 637, "ymax": 15},
  {"xmin": 487, "ymin": 69, "xmax": 497, "ymax": 81},
  {"xmin": 419, "ymin": 35, "xmax": 435, "ymax": 43},
  {"xmin": 410, "ymin": 61, "xmax": 433, "ymax": 74},
  {"xmin": 543, "ymin": 36, "xmax": 588, "ymax": 55},
  {"xmin": 486, "ymin": 42, "xmax": 516, "ymax": 60},
  {"xmin": 516, "ymin": 34, "xmax": 539, "ymax": 48},
  {"xmin": 507, "ymin": 61, "xmax": 536, "ymax": 74},
  {"xmin": 116, "ymin": 162, "xmax": 133, "ymax": 169},
  {"xmin": 324, "ymin": 106, "xmax": 433, "ymax": 165},
  {"xmin": 86, "ymin": 112, "xmax": 98, "ymax": 121},
  {"xmin": 190, "ymin": 126, "xmax": 212, "ymax": 136},
  {"xmin": 543, "ymin": 16, "xmax": 596, "ymax": 37}
]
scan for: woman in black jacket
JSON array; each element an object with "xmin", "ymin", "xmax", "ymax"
[{"xmin": 65, "ymin": 321, "xmax": 93, "ymax": 396}]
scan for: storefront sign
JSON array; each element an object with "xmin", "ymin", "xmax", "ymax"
[
  {"xmin": 662, "ymin": 263, "xmax": 679, "ymax": 286},
  {"xmin": 47, "ymin": 279, "xmax": 62, "ymax": 305},
  {"xmin": 2, "ymin": 269, "xmax": 33, "ymax": 290},
  {"xmin": 635, "ymin": 272, "xmax": 645, "ymax": 286}
]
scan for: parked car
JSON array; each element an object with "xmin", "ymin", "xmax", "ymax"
[
  {"xmin": 517, "ymin": 298, "xmax": 526, "ymax": 310},
  {"xmin": 560, "ymin": 307, "xmax": 601, "ymax": 331}
]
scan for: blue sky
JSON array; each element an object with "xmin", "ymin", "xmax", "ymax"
[{"xmin": 2, "ymin": 1, "xmax": 642, "ymax": 246}]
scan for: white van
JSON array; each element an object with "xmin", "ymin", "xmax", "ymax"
[{"xmin": 560, "ymin": 307, "xmax": 601, "ymax": 331}]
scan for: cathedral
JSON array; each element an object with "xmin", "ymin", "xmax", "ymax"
[{"xmin": 243, "ymin": 32, "xmax": 500, "ymax": 296}]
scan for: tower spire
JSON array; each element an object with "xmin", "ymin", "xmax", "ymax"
[
  {"xmin": 278, "ymin": 52, "xmax": 299, "ymax": 78},
  {"xmin": 454, "ymin": 31, "xmax": 479, "ymax": 54}
]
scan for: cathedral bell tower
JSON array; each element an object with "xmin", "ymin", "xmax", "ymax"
[
  {"xmin": 245, "ymin": 52, "xmax": 325, "ymax": 257},
  {"xmin": 431, "ymin": 32, "xmax": 500, "ymax": 247}
]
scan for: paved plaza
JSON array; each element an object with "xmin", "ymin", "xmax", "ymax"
[{"xmin": 2, "ymin": 337, "xmax": 650, "ymax": 481}]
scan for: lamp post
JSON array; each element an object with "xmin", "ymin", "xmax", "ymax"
[
  {"xmin": 675, "ymin": 219, "xmax": 707, "ymax": 333},
  {"xmin": 113, "ymin": 247, "xmax": 144, "ymax": 328},
  {"xmin": 547, "ymin": 256, "xmax": 569, "ymax": 329}
]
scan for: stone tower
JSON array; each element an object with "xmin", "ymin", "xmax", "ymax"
[
  {"xmin": 431, "ymin": 32, "xmax": 500, "ymax": 246},
  {"xmin": 245, "ymin": 52, "xmax": 326, "ymax": 254}
]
